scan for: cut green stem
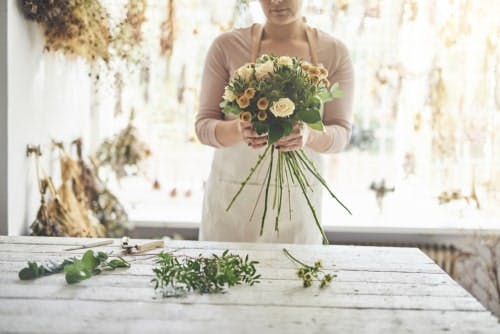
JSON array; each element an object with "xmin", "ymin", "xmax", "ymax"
[{"xmin": 226, "ymin": 145, "xmax": 272, "ymax": 211}]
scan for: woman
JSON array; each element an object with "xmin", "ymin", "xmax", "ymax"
[{"xmin": 195, "ymin": 0, "xmax": 354, "ymax": 244}]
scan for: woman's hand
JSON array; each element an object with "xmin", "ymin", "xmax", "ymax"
[
  {"xmin": 240, "ymin": 121, "xmax": 268, "ymax": 149},
  {"xmin": 274, "ymin": 123, "xmax": 310, "ymax": 152}
]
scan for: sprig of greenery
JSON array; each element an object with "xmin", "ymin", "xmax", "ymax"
[
  {"xmin": 18, "ymin": 250, "xmax": 130, "ymax": 284},
  {"xmin": 283, "ymin": 248, "xmax": 335, "ymax": 288},
  {"xmin": 151, "ymin": 250, "xmax": 261, "ymax": 297}
]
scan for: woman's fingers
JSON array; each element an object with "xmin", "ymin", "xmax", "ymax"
[
  {"xmin": 274, "ymin": 123, "xmax": 308, "ymax": 152},
  {"xmin": 274, "ymin": 132, "xmax": 302, "ymax": 145},
  {"xmin": 240, "ymin": 121, "xmax": 268, "ymax": 149}
]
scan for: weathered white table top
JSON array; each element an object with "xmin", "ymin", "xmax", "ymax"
[{"xmin": 0, "ymin": 236, "xmax": 499, "ymax": 333}]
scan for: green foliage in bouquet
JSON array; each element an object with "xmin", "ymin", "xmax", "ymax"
[{"xmin": 221, "ymin": 54, "xmax": 351, "ymax": 244}]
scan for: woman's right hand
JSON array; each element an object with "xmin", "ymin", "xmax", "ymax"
[{"xmin": 240, "ymin": 121, "xmax": 268, "ymax": 149}]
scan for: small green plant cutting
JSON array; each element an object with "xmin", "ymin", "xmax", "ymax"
[
  {"xmin": 151, "ymin": 250, "xmax": 261, "ymax": 297},
  {"xmin": 18, "ymin": 250, "xmax": 130, "ymax": 284},
  {"xmin": 283, "ymin": 248, "xmax": 335, "ymax": 288}
]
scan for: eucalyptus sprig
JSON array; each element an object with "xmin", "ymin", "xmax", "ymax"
[
  {"xmin": 18, "ymin": 250, "xmax": 130, "ymax": 284},
  {"xmin": 283, "ymin": 248, "xmax": 335, "ymax": 288},
  {"xmin": 151, "ymin": 250, "xmax": 260, "ymax": 298}
]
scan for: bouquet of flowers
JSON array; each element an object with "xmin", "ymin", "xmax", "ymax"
[{"xmin": 220, "ymin": 54, "xmax": 351, "ymax": 244}]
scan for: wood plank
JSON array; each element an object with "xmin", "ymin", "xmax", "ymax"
[
  {"xmin": 0, "ymin": 238, "xmax": 430, "ymax": 260},
  {"xmin": 0, "ymin": 258, "xmax": 444, "ymax": 275},
  {"xmin": 0, "ymin": 261, "xmax": 456, "ymax": 285},
  {"xmin": 0, "ymin": 247, "xmax": 435, "ymax": 266},
  {"xmin": 1, "ymin": 300, "xmax": 499, "ymax": 334},
  {"xmin": 0, "ymin": 282, "xmax": 484, "ymax": 311},
  {"xmin": 0, "ymin": 272, "xmax": 469, "ymax": 297},
  {"xmin": 0, "ymin": 244, "xmax": 443, "ymax": 275}
]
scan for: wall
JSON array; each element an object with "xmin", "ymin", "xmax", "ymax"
[
  {"xmin": 0, "ymin": 0, "xmax": 7, "ymax": 235},
  {"xmin": 6, "ymin": 0, "xmax": 92, "ymax": 235}
]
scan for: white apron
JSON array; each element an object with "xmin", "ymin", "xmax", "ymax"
[{"xmin": 199, "ymin": 24, "xmax": 325, "ymax": 244}]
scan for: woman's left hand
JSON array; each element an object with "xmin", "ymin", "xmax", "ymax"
[{"xmin": 274, "ymin": 123, "xmax": 310, "ymax": 152}]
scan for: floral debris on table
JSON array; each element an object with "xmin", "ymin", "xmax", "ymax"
[
  {"xmin": 283, "ymin": 248, "xmax": 335, "ymax": 288},
  {"xmin": 151, "ymin": 250, "xmax": 260, "ymax": 297},
  {"xmin": 18, "ymin": 250, "xmax": 130, "ymax": 284}
]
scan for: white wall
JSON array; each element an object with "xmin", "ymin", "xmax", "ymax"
[
  {"xmin": 0, "ymin": 0, "xmax": 7, "ymax": 235},
  {"xmin": 7, "ymin": 0, "xmax": 92, "ymax": 235}
]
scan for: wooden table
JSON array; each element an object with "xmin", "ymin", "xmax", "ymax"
[{"xmin": 0, "ymin": 236, "xmax": 499, "ymax": 333}]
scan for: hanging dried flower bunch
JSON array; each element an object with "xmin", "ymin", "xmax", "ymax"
[
  {"xmin": 112, "ymin": 0, "xmax": 147, "ymax": 62},
  {"xmin": 427, "ymin": 66, "xmax": 456, "ymax": 158},
  {"xmin": 31, "ymin": 179, "xmax": 62, "ymax": 236},
  {"xmin": 160, "ymin": 0, "xmax": 175, "ymax": 57},
  {"xmin": 54, "ymin": 145, "xmax": 106, "ymax": 237},
  {"xmin": 400, "ymin": 0, "xmax": 418, "ymax": 25},
  {"xmin": 28, "ymin": 146, "xmax": 104, "ymax": 237},
  {"xmin": 358, "ymin": 0, "xmax": 381, "ymax": 33},
  {"xmin": 73, "ymin": 139, "xmax": 131, "ymax": 237},
  {"xmin": 20, "ymin": 0, "xmax": 111, "ymax": 62},
  {"xmin": 337, "ymin": 0, "xmax": 349, "ymax": 12},
  {"xmin": 95, "ymin": 111, "xmax": 152, "ymax": 179}
]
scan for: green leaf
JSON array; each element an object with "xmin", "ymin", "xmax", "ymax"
[
  {"xmin": 317, "ymin": 90, "xmax": 333, "ymax": 103},
  {"xmin": 82, "ymin": 250, "xmax": 99, "ymax": 270},
  {"xmin": 108, "ymin": 258, "xmax": 130, "ymax": 269},
  {"xmin": 330, "ymin": 82, "xmax": 344, "ymax": 98},
  {"xmin": 309, "ymin": 121, "xmax": 324, "ymax": 131},
  {"xmin": 296, "ymin": 110, "xmax": 321, "ymax": 124},
  {"xmin": 253, "ymin": 122, "xmax": 269, "ymax": 135},
  {"xmin": 222, "ymin": 103, "xmax": 240, "ymax": 115},
  {"xmin": 96, "ymin": 252, "xmax": 108, "ymax": 262},
  {"xmin": 282, "ymin": 121, "xmax": 293, "ymax": 137},
  {"xmin": 268, "ymin": 123, "xmax": 284, "ymax": 144},
  {"xmin": 65, "ymin": 266, "xmax": 92, "ymax": 284},
  {"xmin": 19, "ymin": 267, "xmax": 37, "ymax": 280}
]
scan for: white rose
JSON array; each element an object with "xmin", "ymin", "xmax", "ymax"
[
  {"xmin": 236, "ymin": 64, "xmax": 254, "ymax": 82},
  {"xmin": 255, "ymin": 60, "xmax": 275, "ymax": 80},
  {"xmin": 223, "ymin": 87, "xmax": 236, "ymax": 102},
  {"xmin": 270, "ymin": 98, "xmax": 295, "ymax": 118},
  {"xmin": 278, "ymin": 56, "xmax": 293, "ymax": 67}
]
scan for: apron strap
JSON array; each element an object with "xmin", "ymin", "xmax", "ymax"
[
  {"xmin": 305, "ymin": 26, "xmax": 319, "ymax": 65},
  {"xmin": 250, "ymin": 23, "xmax": 264, "ymax": 63},
  {"xmin": 250, "ymin": 22, "xmax": 319, "ymax": 65}
]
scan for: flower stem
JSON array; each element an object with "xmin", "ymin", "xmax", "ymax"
[
  {"xmin": 226, "ymin": 145, "xmax": 272, "ymax": 211},
  {"xmin": 249, "ymin": 160, "xmax": 271, "ymax": 222},
  {"xmin": 286, "ymin": 154, "xmax": 329, "ymax": 245},
  {"xmin": 282, "ymin": 153, "xmax": 292, "ymax": 220},
  {"xmin": 283, "ymin": 248, "xmax": 311, "ymax": 268},
  {"xmin": 275, "ymin": 152, "xmax": 284, "ymax": 232},
  {"xmin": 296, "ymin": 150, "xmax": 352, "ymax": 215},
  {"xmin": 260, "ymin": 146, "xmax": 275, "ymax": 235}
]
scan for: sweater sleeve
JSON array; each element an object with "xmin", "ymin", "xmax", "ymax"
[
  {"xmin": 307, "ymin": 39, "xmax": 354, "ymax": 153},
  {"xmin": 195, "ymin": 36, "xmax": 229, "ymax": 148}
]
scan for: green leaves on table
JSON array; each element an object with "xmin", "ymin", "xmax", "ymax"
[
  {"xmin": 18, "ymin": 258, "xmax": 74, "ymax": 280},
  {"xmin": 283, "ymin": 248, "xmax": 336, "ymax": 289},
  {"xmin": 151, "ymin": 250, "xmax": 261, "ymax": 298},
  {"xmin": 18, "ymin": 250, "xmax": 130, "ymax": 284}
]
